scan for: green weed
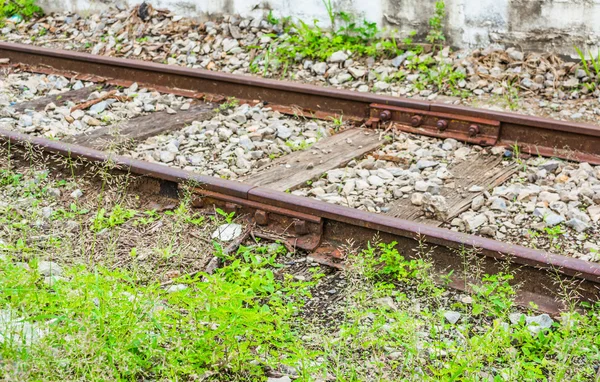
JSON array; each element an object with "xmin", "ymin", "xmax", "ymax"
[
  {"xmin": 426, "ymin": 0, "xmax": 446, "ymax": 49},
  {"xmin": 0, "ymin": 0, "xmax": 42, "ymax": 24},
  {"xmin": 575, "ymin": 46, "xmax": 600, "ymax": 92}
]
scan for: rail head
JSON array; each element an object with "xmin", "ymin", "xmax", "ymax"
[
  {"xmin": 2, "ymin": 128, "xmax": 599, "ymax": 286},
  {"xmin": 3, "ymin": 41, "xmax": 600, "ymax": 163}
]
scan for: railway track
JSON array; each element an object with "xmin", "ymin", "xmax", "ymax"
[{"xmin": 1, "ymin": 42, "xmax": 600, "ymax": 315}]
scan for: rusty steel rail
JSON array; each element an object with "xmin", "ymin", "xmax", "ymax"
[
  {"xmin": 1, "ymin": 129, "xmax": 599, "ymax": 315},
  {"xmin": 2, "ymin": 42, "xmax": 600, "ymax": 164}
]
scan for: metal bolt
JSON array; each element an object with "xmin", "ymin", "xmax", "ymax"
[
  {"xmin": 468, "ymin": 124, "xmax": 480, "ymax": 137},
  {"xmin": 379, "ymin": 110, "xmax": 392, "ymax": 121},
  {"xmin": 294, "ymin": 220, "xmax": 308, "ymax": 235},
  {"xmin": 254, "ymin": 210, "xmax": 268, "ymax": 225},
  {"xmin": 191, "ymin": 195, "xmax": 204, "ymax": 208},
  {"xmin": 410, "ymin": 115, "xmax": 423, "ymax": 127},
  {"xmin": 224, "ymin": 202, "xmax": 239, "ymax": 213},
  {"xmin": 436, "ymin": 119, "xmax": 448, "ymax": 131}
]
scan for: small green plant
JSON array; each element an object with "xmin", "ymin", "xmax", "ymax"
[
  {"xmin": 328, "ymin": 114, "xmax": 344, "ymax": 130},
  {"xmin": 511, "ymin": 142, "xmax": 527, "ymax": 170},
  {"xmin": 575, "ymin": 46, "xmax": 600, "ymax": 91},
  {"xmin": 91, "ymin": 204, "xmax": 137, "ymax": 232},
  {"xmin": 426, "ymin": 0, "xmax": 446, "ymax": 49},
  {"xmin": 217, "ymin": 96, "xmax": 239, "ymax": 112},
  {"xmin": 470, "ymin": 272, "xmax": 515, "ymax": 317},
  {"xmin": 285, "ymin": 139, "xmax": 312, "ymax": 151},
  {"xmin": 52, "ymin": 202, "xmax": 90, "ymax": 220},
  {"xmin": 544, "ymin": 224, "xmax": 565, "ymax": 240},
  {"xmin": 266, "ymin": 10, "xmax": 279, "ymax": 26},
  {"xmin": 504, "ymin": 78, "xmax": 520, "ymax": 110},
  {"xmin": 212, "ymin": 207, "xmax": 235, "ymax": 224},
  {"xmin": 0, "ymin": 0, "xmax": 42, "ymax": 23},
  {"xmin": 0, "ymin": 169, "xmax": 22, "ymax": 186}
]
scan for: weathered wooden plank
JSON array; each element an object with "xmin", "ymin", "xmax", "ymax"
[
  {"xmin": 67, "ymin": 103, "xmax": 215, "ymax": 150},
  {"xmin": 13, "ymin": 86, "xmax": 104, "ymax": 112},
  {"xmin": 386, "ymin": 154, "xmax": 518, "ymax": 225},
  {"xmin": 244, "ymin": 128, "xmax": 383, "ymax": 192}
]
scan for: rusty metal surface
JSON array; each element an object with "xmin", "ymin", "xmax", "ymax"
[
  {"xmin": 248, "ymin": 187, "xmax": 600, "ymax": 282},
  {"xmin": 194, "ymin": 189, "xmax": 321, "ymax": 223},
  {"xmin": 0, "ymin": 128, "xmax": 252, "ymax": 199},
  {"xmin": 2, "ymin": 128, "xmax": 600, "ymax": 312},
  {"xmin": 3, "ymin": 42, "xmax": 600, "ymax": 163},
  {"xmin": 0, "ymin": 42, "xmax": 428, "ymax": 118},
  {"xmin": 370, "ymin": 103, "xmax": 500, "ymax": 146}
]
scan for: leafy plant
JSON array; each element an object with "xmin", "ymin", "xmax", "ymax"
[
  {"xmin": 0, "ymin": 0, "xmax": 42, "ymax": 23},
  {"xmin": 266, "ymin": 10, "xmax": 279, "ymax": 26},
  {"xmin": 426, "ymin": 0, "xmax": 446, "ymax": 48},
  {"xmin": 575, "ymin": 46, "xmax": 600, "ymax": 91},
  {"xmin": 218, "ymin": 96, "xmax": 239, "ymax": 112},
  {"xmin": 285, "ymin": 139, "xmax": 313, "ymax": 151},
  {"xmin": 91, "ymin": 204, "xmax": 137, "ymax": 232}
]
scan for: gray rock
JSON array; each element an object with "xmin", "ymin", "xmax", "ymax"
[
  {"xmin": 526, "ymin": 313, "xmax": 554, "ymax": 334},
  {"xmin": 490, "ymin": 197, "xmax": 507, "ymax": 211},
  {"xmin": 328, "ymin": 50, "xmax": 349, "ymax": 63},
  {"xmin": 367, "ymin": 175, "xmax": 385, "ymax": 187},
  {"xmin": 508, "ymin": 50, "xmax": 524, "ymax": 61},
  {"xmin": 416, "ymin": 160, "xmax": 438, "ymax": 170},
  {"xmin": 41, "ymin": 206, "xmax": 53, "ymax": 219},
  {"xmin": 509, "ymin": 312, "xmax": 525, "ymax": 325},
  {"xmin": 375, "ymin": 297, "xmax": 397, "ymax": 310},
  {"xmin": 539, "ymin": 191, "xmax": 560, "ymax": 204},
  {"xmin": 276, "ymin": 125, "xmax": 293, "ymax": 139},
  {"xmin": 19, "ymin": 115, "xmax": 33, "ymax": 127},
  {"xmin": 376, "ymin": 168, "xmax": 394, "ymax": 180},
  {"xmin": 72, "ymin": 81, "xmax": 84, "ymax": 90},
  {"xmin": 544, "ymin": 213, "xmax": 565, "ymax": 227},
  {"xmin": 90, "ymin": 101, "xmax": 108, "ymax": 114},
  {"xmin": 565, "ymin": 218, "xmax": 589, "ymax": 232},
  {"xmin": 0, "ymin": 309, "xmax": 46, "ymax": 346},
  {"xmin": 267, "ymin": 377, "xmax": 292, "ymax": 382},
  {"xmin": 348, "ymin": 67, "xmax": 366, "ymax": 78},
  {"xmin": 521, "ymin": 78, "xmax": 534, "ymax": 89},
  {"xmin": 37, "ymin": 261, "xmax": 63, "ymax": 277},
  {"xmin": 414, "ymin": 181, "xmax": 433, "ymax": 192},
  {"xmin": 312, "ymin": 62, "xmax": 327, "ymax": 75},
  {"xmin": 373, "ymin": 81, "xmax": 390, "ymax": 91},
  {"xmin": 159, "ymin": 151, "xmax": 176, "ymax": 163},
  {"xmin": 70, "ymin": 189, "xmax": 83, "ymax": 199},
  {"xmin": 336, "ymin": 73, "xmax": 352, "ymax": 83},
  {"xmin": 391, "ymin": 52, "xmax": 410, "ymax": 68},
  {"xmin": 465, "ymin": 214, "xmax": 487, "ymax": 231},
  {"xmin": 443, "ymin": 311, "xmax": 461, "ymax": 324},
  {"xmin": 422, "ymin": 193, "xmax": 448, "ymax": 219},
  {"xmin": 222, "ymin": 38, "xmax": 239, "ymax": 52},
  {"xmin": 44, "ymin": 275, "xmax": 66, "ymax": 287},
  {"xmin": 411, "ymin": 192, "xmax": 424, "ymax": 206},
  {"xmin": 563, "ymin": 77, "xmax": 579, "ymax": 88},
  {"xmin": 567, "ymin": 208, "xmax": 590, "ymax": 223},
  {"xmin": 166, "ymin": 284, "xmax": 188, "ymax": 293},
  {"xmin": 471, "ymin": 195, "xmax": 485, "ymax": 211},
  {"xmin": 211, "ymin": 223, "xmax": 243, "ymax": 242},
  {"xmin": 588, "ymin": 205, "xmax": 600, "ymax": 222}
]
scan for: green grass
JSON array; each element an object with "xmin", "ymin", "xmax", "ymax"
[
  {"xmin": 0, "ymin": 0, "xmax": 42, "ymax": 25},
  {"xmin": 2, "ymin": 147, "xmax": 600, "ymax": 380},
  {"xmin": 0, "ymin": 247, "xmax": 317, "ymax": 380},
  {"xmin": 575, "ymin": 46, "xmax": 600, "ymax": 92}
]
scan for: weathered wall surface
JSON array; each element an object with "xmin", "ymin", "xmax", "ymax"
[{"xmin": 38, "ymin": 0, "xmax": 600, "ymax": 55}]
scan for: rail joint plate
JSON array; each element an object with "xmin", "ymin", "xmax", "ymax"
[{"xmin": 370, "ymin": 103, "xmax": 500, "ymax": 145}]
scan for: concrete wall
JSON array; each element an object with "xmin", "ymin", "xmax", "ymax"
[{"xmin": 39, "ymin": 0, "xmax": 600, "ymax": 56}]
